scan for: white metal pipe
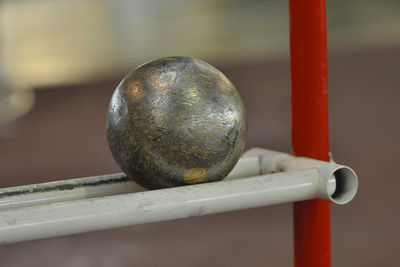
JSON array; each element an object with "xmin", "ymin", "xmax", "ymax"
[
  {"xmin": 0, "ymin": 155, "xmax": 260, "ymax": 211},
  {"xmin": 0, "ymin": 148, "xmax": 358, "ymax": 244},
  {"xmin": 0, "ymin": 169, "xmax": 330, "ymax": 244},
  {"xmin": 254, "ymin": 148, "xmax": 358, "ymax": 205},
  {"xmin": 0, "ymin": 174, "xmax": 141, "ymax": 211}
]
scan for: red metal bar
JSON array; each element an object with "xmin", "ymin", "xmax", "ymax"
[{"xmin": 289, "ymin": 1, "xmax": 330, "ymax": 267}]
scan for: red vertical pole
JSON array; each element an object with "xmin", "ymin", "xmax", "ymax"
[{"xmin": 289, "ymin": 1, "xmax": 330, "ymax": 267}]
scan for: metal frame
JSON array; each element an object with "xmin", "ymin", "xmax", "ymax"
[{"xmin": 0, "ymin": 149, "xmax": 357, "ymax": 244}]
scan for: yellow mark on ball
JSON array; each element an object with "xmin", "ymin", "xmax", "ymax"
[{"xmin": 184, "ymin": 168, "xmax": 207, "ymax": 184}]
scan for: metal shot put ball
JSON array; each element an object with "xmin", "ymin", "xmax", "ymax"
[{"xmin": 107, "ymin": 56, "xmax": 247, "ymax": 189}]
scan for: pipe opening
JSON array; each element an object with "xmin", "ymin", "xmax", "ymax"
[{"xmin": 329, "ymin": 167, "xmax": 358, "ymax": 205}]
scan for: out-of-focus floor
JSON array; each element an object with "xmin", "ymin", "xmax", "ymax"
[{"xmin": 0, "ymin": 46, "xmax": 399, "ymax": 266}]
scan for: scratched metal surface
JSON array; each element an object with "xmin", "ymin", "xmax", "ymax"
[{"xmin": 107, "ymin": 57, "xmax": 247, "ymax": 189}]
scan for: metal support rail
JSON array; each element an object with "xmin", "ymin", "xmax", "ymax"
[{"xmin": 0, "ymin": 149, "xmax": 358, "ymax": 244}]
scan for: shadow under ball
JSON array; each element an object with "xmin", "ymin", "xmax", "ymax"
[{"xmin": 107, "ymin": 56, "xmax": 247, "ymax": 189}]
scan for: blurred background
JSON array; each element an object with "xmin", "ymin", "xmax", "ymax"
[{"xmin": 0, "ymin": 0, "xmax": 399, "ymax": 266}]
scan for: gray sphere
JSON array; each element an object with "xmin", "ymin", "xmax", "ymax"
[{"xmin": 107, "ymin": 56, "xmax": 247, "ymax": 189}]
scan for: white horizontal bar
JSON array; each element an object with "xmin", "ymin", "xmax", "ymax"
[
  {"xmin": 0, "ymin": 155, "xmax": 260, "ymax": 211},
  {"xmin": 0, "ymin": 174, "xmax": 139, "ymax": 211},
  {"xmin": 0, "ymin": 170, "xmax": 319, "ymax": 244},
  {"xmin": 0, "ymin": 148, "xmax": 358, "ymax": 244}
]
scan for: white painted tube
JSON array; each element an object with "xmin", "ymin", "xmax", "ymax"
[
  {"xmin": 0, "ymin": 169, "xmax": 334, "ymax": 244},
  {"xmin": 0, "ymin": 174, "xmax": 139, "ymax": 211},
  {"xmin": 0, "ymin": 149, "xmax": 355, "ymax": 210},
  {"xmin": 0, "ymin": 156, "xmax": 260, "ymax": 211},
  {"xmin": 0, "ymin": 148, "xmax": 358, "ymax": 244},
  {"xmin": 254, "ymin": 148, "xmax": 358, "ymax": 205}
]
